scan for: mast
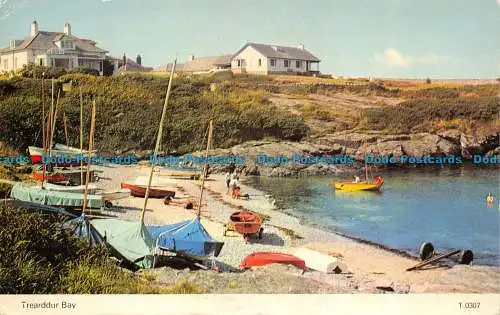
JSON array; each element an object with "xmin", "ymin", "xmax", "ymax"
[
  {"xmin": 80, "ymin": 87, "xmax": 84, "ymax": 185},
  {"xmin": 364, "ymin": 141, "xmax": 368, "ymax": 182},
  {"xmin": 82, "ymin": 100, "xmax": 96, "ymax": 214},
  {"xmin": 197, "ymin": 120, "xmax": 213, "ymax": 218},
  {"xmin": 41, "ymin": 73, "xmax": 45, "ymax": 189},
  {"xmin": 140, "ymin": 58, "xmax": 177, "ymax": 224},
  {"xmin": 63, "ymin": 112, "xmax": 69, "ymax": 146},
  {"xmin": 50, "ymin": 88, "xmax": 61, "ymax": 150},
  {"xmin": 48, "ymin": 80, "xmax": 54, "ymax": 156}
]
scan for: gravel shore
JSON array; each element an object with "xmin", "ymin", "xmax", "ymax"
[{"xmin": 91, "ymin": 164, "xmax": 500, "ymax": 293}]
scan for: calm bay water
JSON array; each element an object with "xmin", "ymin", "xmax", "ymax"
[{"xmin": 246, "ymin": 167, "xmax": 500, "ymax": 266}]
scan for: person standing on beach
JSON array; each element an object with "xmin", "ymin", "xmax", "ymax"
[{"xmin": 225, "ymin": 171, "xmax": 231, "ymax": 194}]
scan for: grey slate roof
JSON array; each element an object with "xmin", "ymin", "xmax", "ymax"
[
  {"xmin": 153, "ymin": 55, "xmax": 231, "ymax": 73},
  {"xmin": 233, "ymin": 43, "xmax": 320, "ymax": 62},
  {"xmin": 0, "ymin": 31, "xmax": 108, "ymax": 54}
]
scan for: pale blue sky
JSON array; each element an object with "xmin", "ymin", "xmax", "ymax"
[{"xmin": 1, "ymin": 0, "xmax": 499, "ymax": 78}]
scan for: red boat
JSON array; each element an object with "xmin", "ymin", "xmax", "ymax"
[
  {"xmin": 224, "ymin": 210, "xmax": 263, "ymax": 240},
  {"xmin": 32, "ymin": 171, "xmax": 66, "ymax": 183},
  {"xmin": 120, "ymin": 182, "xmax": 176, "ymax": 198},
  {"xmin": 240, "ymin": 252, "xmax": 307, "ymax": 271}
]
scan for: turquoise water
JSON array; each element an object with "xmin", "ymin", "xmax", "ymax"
[{"xmin": 246, "ymin": 167, "xmax": 500, "ymax": 266}]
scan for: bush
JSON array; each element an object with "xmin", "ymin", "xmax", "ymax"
[
  {"xmin": 361, "ymin": 96, "xmax": 499, "ymax": 133},
  {"xmin": 0, "ymin": 76, "xmax": 309, "ymax": 153},
  {"xmin": 0, "ymin": 205, "xmax": 179, "ymax": 294}
]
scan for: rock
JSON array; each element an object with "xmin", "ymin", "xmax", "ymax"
[{"xmin": 437, "ymin": 129, "xmax": 462, "ymax": 145}]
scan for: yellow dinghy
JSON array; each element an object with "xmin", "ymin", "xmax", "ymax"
[{"xmin": 334, "ymin": 177, "xmax": 383, "ymax": 192}]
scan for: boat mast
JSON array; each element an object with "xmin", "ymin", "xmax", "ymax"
[
  {"xmin": 140, "ymin": 58, "xmax": 177, "ymax": 224},
  {"xmin": 48, "ymin": 80, "xmax": 54, "ymax": 156},
  {"xmin": 364, "ymin": 141, "xmax": 368, "ymax": 182},
  {"xmin": 197, "ymin": 120, "xmax": 213, "ymax": 218},
  {"xmin": 82, "ymin": 100, "xmax": 96, "ymax": 214},
  {"xmin": 80, "ymin": 86, "xmax": 84, "ymax": 185},
  {"xmin": 40, "ymin": 73, "xmax": 45, "ymax": 189}
]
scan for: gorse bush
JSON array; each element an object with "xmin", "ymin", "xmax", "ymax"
[
  {"xmin": 361, "ymin": 96, "xmax": 499, "ymax": 133},
  {"xmin": 0, "ymin": 75, "xmax": 309, "ymax": 153}
]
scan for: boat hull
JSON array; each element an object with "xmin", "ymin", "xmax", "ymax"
[
  {"xmin": 334, "ymin": 182, "xmax": 383, "ymax": 191},
  {"xmin": 28, "ymin": 146, "xmax": 87, "ymax": 167},
  {"xmin": 240, "ymin": 252, "xmax": 306, "ymax": 271},
  {"xmin": 227, "ymin": 211, "xmax": 262, "ymax": 237},
  {"xmin": 120, "ymin": 182, "xmax": 175, "ymax": 198}
]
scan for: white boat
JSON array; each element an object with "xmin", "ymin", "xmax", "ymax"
[
  {"xmin": 43, "ymin": 182, "xmax": 98, "ymax": 194},
  {"xmin": 133, "ymin": 176, "xmax": 179, "ymax": 188}
]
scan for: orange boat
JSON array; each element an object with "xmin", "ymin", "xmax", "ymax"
[
  {"xmin": 120, "ymin": 182, "xmax": 175, "ymax": 198},
  {"xmin": 224, "ymin": 210, "xmax": 263, "ymax": 241},
  {"xmin": 32, "ymin": 171, "xmax": 66, "ymax": 183},
  {"xmin": 240, "ymin": 252, "xmax": 307, "ymax": 271}
]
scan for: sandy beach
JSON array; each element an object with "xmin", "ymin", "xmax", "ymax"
[{"xmin": 92, "ymin": 164, "xmax": 500, "ymax": 293}]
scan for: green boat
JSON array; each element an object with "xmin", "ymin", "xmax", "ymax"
[{"xmin": 10, "ymin": 183, "xmax": 105, "ymax": 209}]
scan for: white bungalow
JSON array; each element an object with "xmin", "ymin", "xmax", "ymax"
[{"xmin": 231, "ymin": 42, "xmax": 320, "ymax": 75}]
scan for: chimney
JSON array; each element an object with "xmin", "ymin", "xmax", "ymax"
[
  {"xmin": 9, "ymin": 40, "xmax": 16, "ymax": 49},
  {"xmin": 122, "ymin": 54, "xmax": 126, "ymax": 66},
  {"xmin": 64, "ymin": 23, "xmax": 71, "ymax": 36},
  {"xmin": 136, "ymin": 54, "xmax": 142, "ymax": 65},
  {"xmin": 187, "ymin": 55, "xmax": 195, "ymax": 62},
  {"xmin": 30, "ymin": 20, "xmax": 38, "ymax": 37},
  {"xmin": 298, "ymin": 44, "xmax": 305, "ymax": 50}
]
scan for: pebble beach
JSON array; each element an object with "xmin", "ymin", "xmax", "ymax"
[{"xmin": 91, "ymin": 164, "xmax": 500, "ymax": 293}]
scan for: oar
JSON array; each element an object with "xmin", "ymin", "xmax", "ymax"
[{"xmin": 406, "ymin": 249, "xmax": 460, "ymax": 271}]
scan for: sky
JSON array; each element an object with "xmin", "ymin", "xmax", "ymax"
[{"xmin": 0, "ymin": 0, "xmax": 499, "ymax": 78}]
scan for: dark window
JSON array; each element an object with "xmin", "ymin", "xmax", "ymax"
[
  {"xmin": 284, "ymin": 60, "xmax": 289, "ymax": 67},
  {"xmin": 258, "ymin": 59, "xmax": 261, "ymax": 67},
  {"xmin": 270, "ymin": 59, "xmax": 276, "ymax": 67},
  {"xmin": 296, "ymin": 60, "xmax": 301, "ymax": 68},
  {"xmin": 237, "ymin": 59, "xmax": 241, "ymax": 67},
  {"xmin": 39, "ymin": 59, "xmax": 43, "ymax": 66}
]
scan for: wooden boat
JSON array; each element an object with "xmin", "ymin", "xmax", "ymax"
[
  {"xmin": 334, "ymin": 142, "xmax": 384, "ymax": 192},
  {"xmin": 334, "ymin": 176, "xmax": 384, "ymax": 191},
  {"xmin": 43, "ymin": 182, "xmax": 98, "ymax": 194},
  {"xmin": 240, "ymin": 252, "xmax": 306, "ymax": 271},
  {"xmin": 225, "ymin": 210, "xmax": 263, "ymax": 240},
  {"xmin": 28, "ymin": 145, "xmax": 88, "ymax": 166},
  {"xmin": 120, "ymin": 182, "xmax": 175, "ymax": 198},
  {"xmin": 32, "ymin": 170, "xmax": 66, "ymax": 183}
]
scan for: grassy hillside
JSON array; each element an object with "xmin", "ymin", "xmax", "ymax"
[
  {"xmin": 0, "ymin": 71, "xmax": 498, "ymax": 154},
  {"xmin": 0, "ymin": 73, "xmax": 309, "ymax": 154}
]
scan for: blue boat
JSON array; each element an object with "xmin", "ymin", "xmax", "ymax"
[{"xmin": 148, "ymin": 217, "xmax": 224, "ymax": 259}]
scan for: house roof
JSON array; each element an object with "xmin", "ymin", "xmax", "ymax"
[
  {"xmin": 117, "ymin": 58, "xmax": 153, "ymax": 73},
  {"xmin": 183, "ymin": 55, "xmax": 232, "ymax": 72},
  {"xmin": 232, "ymin": 42, "xmax": 320, "ymax": 62},
  {"xmin": 0, "ymin": 31, "xmax": 108, "ymax": 54},
  {"xmin": 153, "ymin": 55, "xmax": 231, "ymax": 73}
]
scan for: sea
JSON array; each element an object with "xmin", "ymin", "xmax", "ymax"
[{"xmin": 245, "ymin": 167, "xmax": 500, "ymax": 266}]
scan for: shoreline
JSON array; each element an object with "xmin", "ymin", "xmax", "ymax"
[{"xmin": 89, "ymin": 164, "xmax": 499, "ymax": 293}]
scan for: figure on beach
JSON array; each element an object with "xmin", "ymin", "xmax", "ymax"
[
  {"xmin": 230, "ymin": 171, "xmax": 239, "ymax": 198},
  {"xmin": 486, "ymin": 192, "xmax": 494, "ymax": 208},
  {"xmin": 353, "ymin": 175, "xmax": 360, "ymax": 183},
  {"xmin": 225, "ymin": 171, "xmax": 231, "ymax": 194}
]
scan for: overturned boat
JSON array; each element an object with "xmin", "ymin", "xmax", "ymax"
[{"xmin": 148, "ymin": 216, "xmax": 224, "ymax": 259}]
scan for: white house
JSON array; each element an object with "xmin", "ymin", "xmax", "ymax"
[
  {"xmin": 0, "ymin": 21, "xmax": 109, "ymax": 75},
  {"xmin": 231, "ymin": 42, "xmax": 320, "ymax": 75}
]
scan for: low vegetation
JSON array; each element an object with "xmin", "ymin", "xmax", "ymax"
[
  {"xmin": 360, "ymin": 96, "xmax": 499, "ymax": 133},
  {"xmin": 0, "ymin": 205, "xmax": 203, "ymax": 294}
]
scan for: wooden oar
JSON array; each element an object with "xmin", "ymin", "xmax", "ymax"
[{"xmin": 406, "ymin": 249, "xmax": 460, "ymax": 271}]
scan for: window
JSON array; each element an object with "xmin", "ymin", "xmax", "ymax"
[
  {"xmin": 296, "ymin": 60, "xmax": 301, "ymax": 68},
  {"xmin": 62, "ymin": 40, "xmax": 73, "ymax": 49},
  {"xmin": 39, "ymin": 59, "xmax": 43, "ymax": 66},
  {"xmin": 284, "ymin": 60, "xmax": 289, "ymax": 68},
  {"xmin": 258, "ymin": 58, "xmax": 261, "ymax": 67},
  {"xmin": 99, "ymin": 61, "xmax": 103, "ymax": 72},
  {"xmin": 237, "ymin": 59, "xmax": 241, "ymax": 67},
  {"xmin": 14, "ymin": 58, "xmax": 18, "ymax": 69},
  {"xmin": 3, "ymin": 59, "xmax": 7, "ymax": 70},
  {"xmin": 270, "ymin": 59, "xmax": 276, "ymax": 67}
]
